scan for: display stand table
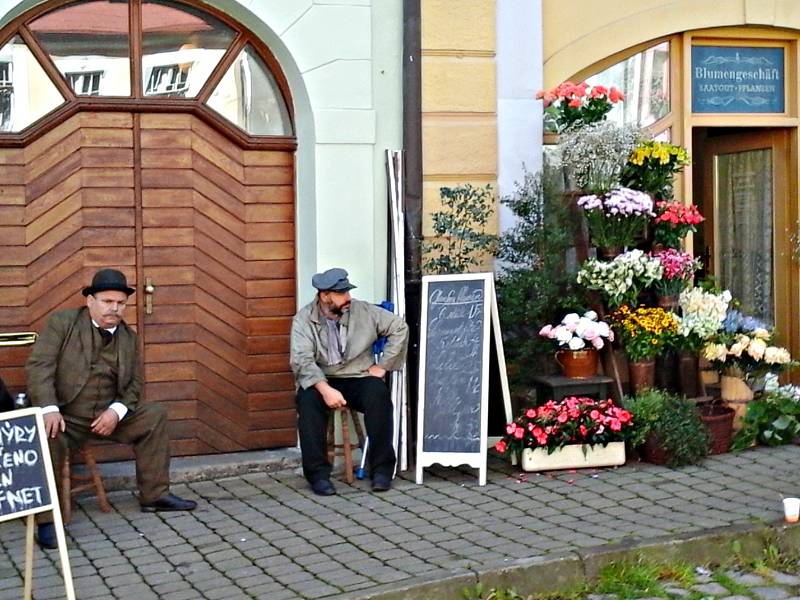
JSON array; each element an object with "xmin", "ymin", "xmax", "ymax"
[{"xmin": 533, "ymin": 375, "xmax": 615, "ymax": 404}]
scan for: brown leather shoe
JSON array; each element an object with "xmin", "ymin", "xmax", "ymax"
[{"xmin": 140, "ymin": 493, "xmax": 197, "ymax": 512}]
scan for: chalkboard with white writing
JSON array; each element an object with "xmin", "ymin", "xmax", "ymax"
[
  {"xmin": 416, "ymin": 273, "xmax": 492, "ymax": 485},
  {"xmin": 0, "ymin": 409, "xmax": 53, "ymax": 520}
]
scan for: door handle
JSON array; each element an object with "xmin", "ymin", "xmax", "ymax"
[{"xmin": 144, "ymin": 277, "xmax": 155, "ymax": 315}]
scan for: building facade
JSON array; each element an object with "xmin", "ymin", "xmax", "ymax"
[
  {"xmin": 542, "ymin": 0, "xmax": 800, "ymax": 368},
  {"xmin": 0, "ymin": 0, "xmax": 402, "ymax": 459}
]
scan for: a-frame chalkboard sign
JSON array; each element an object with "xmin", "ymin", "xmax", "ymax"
[
  {"xmin": 0, "ymin": 408, "xmax": 74, "ymax": 600},
  {"xmin": 415, "ymin": 273, "xmax": 511, "ymax": 486}
]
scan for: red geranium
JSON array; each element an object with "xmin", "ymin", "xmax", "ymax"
[
  {"xmin": 652, "ymin": 200, "xmax": 704, "ymax": 249},
  {"xmin": 495, "ymin": 396, "xmax": 634, "ymax": 456}
]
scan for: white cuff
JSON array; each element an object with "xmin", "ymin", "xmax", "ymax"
[
  {"xmin": 41, "ymin": 405, "xmax": 60, "ymax": 415},
  {"xmin": 109, "ymin": 402, "xmax": 128, "ymax": 421}
]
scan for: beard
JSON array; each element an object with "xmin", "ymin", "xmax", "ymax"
[{"xmin": 331, "ymin": 302, "xmax": 350, "ymax": 316}]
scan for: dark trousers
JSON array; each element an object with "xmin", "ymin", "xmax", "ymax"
[
  {"xmin": 296, "ymin": 377, "xmax": 396, "ymax": 483},
  {"xmin": 39, "ymin": 402, "xmax": 171, "ymax": 524}
]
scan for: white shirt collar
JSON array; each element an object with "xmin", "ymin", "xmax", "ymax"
[{"xmin": 91, "ymin": 319, "xmax": 117, "ymax": 335}]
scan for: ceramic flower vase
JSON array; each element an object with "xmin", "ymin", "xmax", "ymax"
[
  {"xmin": 628, "ymin": 358, "xmax": 656, "ymax": 394},
  {"xmin": 555, "ymin": 348, "xmax": 598, "ymax": 378}
]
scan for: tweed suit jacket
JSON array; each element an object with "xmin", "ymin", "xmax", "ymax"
[{"xmin": 26, "ymin": 307, "xmax": 143, "ymax": 414}]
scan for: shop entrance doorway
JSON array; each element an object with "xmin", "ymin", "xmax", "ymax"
[{"xmin": 692, "ymin": 127, "xmax": 793, "ymax": 344}]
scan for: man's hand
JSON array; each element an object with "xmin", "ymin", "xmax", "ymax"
[
  {"xmin": 43, "ymin": 412, "xmax": 65, "ymax": 439},
  {"xmin": 91, "ymin": 409, "xmax": 120, "ymax": 437},
  {"xmin": 367, "ymin": 365, "xmax": 386, "ymax": 379},
  {"xmin": 315, "ymin": 381, "xmax": 347, "ymax": 409}
]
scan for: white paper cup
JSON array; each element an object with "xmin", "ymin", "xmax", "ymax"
[{"xmin": 783, "ymin": 497, "xmax": 800, "ymax": 524}]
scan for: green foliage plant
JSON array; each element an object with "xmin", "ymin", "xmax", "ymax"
[
  {"xmin": 422, "ymin": 183, "xmax": 497, "ymax": 275},
  {"xmin": 623, "ymin": 388, "xmax": 710, "ymax": 467},
  {"xmin": 732, "ymin": 385, "xmax": 800, "ymax": 450},
  {"xmin": 495, "ymin": 168, "xmax": 584, "ymax": 385}
]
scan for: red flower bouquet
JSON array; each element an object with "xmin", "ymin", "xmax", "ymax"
[
  {"xmin": 652, "ymin": 201, "xmax": 704, "ymax": 249},
  {"xmin": 494, "ymin": 396, "xmax": 634, "ymax": 456},
  {"xmin": 536, "ymin": 81, "xmax": 623, "ymax": 133}
]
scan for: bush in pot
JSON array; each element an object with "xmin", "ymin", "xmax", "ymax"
[{"xmin": 623, "ymin": 389, "xmax": 709, "ymax": 467}]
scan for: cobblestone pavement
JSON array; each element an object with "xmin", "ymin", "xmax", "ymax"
[
  {"xmin": 1, "ymin": 445, "xmax": 798, "ymax": 600},
  {"xmin": 586, "ymin": 565, "xmax": 800, "ymax": 600}
]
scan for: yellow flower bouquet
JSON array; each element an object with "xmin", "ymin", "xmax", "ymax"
[
  {"xmin": 610, "ymin": 305, "xmax": 678, "ymax": 361},
  {"xmin": 621, "ymin": 140, "xmax": 690, "ymax": 199}
]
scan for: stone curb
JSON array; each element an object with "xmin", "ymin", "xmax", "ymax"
[
  {"xmin": 75, "ymin": 447, "xmax": 303, "ymax": 492},
  {"xmin": 352, "ymin": 521, "xmax": 800, "ymax": 600}
]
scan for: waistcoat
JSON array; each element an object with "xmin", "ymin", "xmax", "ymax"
[{"xmin": 69, "ymin": 329, "xmax": 119, "ymax": 419}]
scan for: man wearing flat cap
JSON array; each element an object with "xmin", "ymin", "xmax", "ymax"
[
  {"xmin": 26, "ymin": 268, "xmax": 196, "ymax": 549},
  {"xmin": 291, "ymin": 267, "xmax": 409, "ymax": 495}
]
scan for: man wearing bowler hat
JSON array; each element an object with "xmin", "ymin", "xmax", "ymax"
[
  {"xmin": 26, "ymin": 268, "xmax": 196, "ymax": 549},
  {"xmin": 291, "ymin": 268, "xmax": 409, "ymax": 495}
]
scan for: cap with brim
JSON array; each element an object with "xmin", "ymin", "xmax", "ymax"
[
  {"xmin": 82, "ymin": 268, "xmax": 135, "ymax": 297},
  {"xmin": 312, "ymin": 267, "xmax": 357, "ymax": 292}
]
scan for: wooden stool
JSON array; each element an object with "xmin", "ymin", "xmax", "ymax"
[
  {"xmin": 326, "ymin": 408, "xmax": 366, "ymax": 484},
  {"xmin": 61, "ymin": 445, "xmax": 112, "ymax": 524}
]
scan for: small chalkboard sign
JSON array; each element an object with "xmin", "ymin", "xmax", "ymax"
[
  {"xmin": 416, "ymin": 273, "xmax": 510, "ymax": 485},
  {"xmin": 0, "ymin": 408, "xmax": 74, "ymax": 600},
  {"xmin": 0, "ymin": 412, "xmax": 52, "ymax": 518}
]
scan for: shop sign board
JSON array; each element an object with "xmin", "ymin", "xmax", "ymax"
[{"xmin": 692, "ymin": 45, "xmax": 784, "ymax": 113}]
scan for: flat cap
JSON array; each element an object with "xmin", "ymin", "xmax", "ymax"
[{"xmin": 312, "ymin": 268, "xmax": 357, "ymax": 292}]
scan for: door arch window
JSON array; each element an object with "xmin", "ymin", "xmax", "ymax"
[{"xmin": 0, "ymin": 0, "xmax": 294, "ymax": 139}]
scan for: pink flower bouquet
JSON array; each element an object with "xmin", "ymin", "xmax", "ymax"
[
  {"xmin": 539, "ymin": 311, "xmax": 614, "ymax": 351},
  {"xmin": 651, "ymin": 249, "xmax": 700, "ymax": 296},
  {"xmin": 495, "ymin": 396, "xmax": 634, "ymax": 456}
]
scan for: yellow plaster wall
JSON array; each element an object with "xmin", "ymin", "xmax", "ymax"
[
  {"xmin": 421, "ymin": 0, "xmax": 497, "ymax": 241},
  {"xmin": 544, "ymin": 0, "xmax": 800, "ymax": 85}
]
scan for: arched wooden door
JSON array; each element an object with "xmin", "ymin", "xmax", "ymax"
[
  {"xmin": 0, "ymin": 110, "xmax": 297, "ymax": 459},
  {"xmin": 0, "ymin": 0, "xmax": 298, "ymax": 459}
]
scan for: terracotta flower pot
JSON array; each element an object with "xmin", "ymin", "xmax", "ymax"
[
  {"xmin": 555, "ymin": 348, "xmax": 598, "ymax": 378},
  {"xmin": 628, "ymin": 358, "xmax": 656, "ymax": 394},
  {"xmin": 697, "ymin": 402, "xmax": 735, "ymax": 455}
]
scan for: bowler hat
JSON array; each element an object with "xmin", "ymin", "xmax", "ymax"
[
  {"xmin": 82, "ymin": 269, "xmax": 135, "ymax": 297},
  {"xmin": 312, "ymin": 268, "xmax": 356, "ymax": 292}
]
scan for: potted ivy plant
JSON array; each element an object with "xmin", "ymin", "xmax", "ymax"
[{"xmin": 623, "ymin": 389, "xmax": 709, "ymax": 467}]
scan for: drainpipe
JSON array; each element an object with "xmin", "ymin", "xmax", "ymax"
[{"xmin": 403, "ymin": 0, "xmax": 422, "ymax": 443}]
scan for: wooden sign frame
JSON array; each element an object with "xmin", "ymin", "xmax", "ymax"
[
  {"xmin": 415, "ymin": 273, "xmax": 495, "ymax": 486},
  {"xmin": 0, "ymin": 407, "xmax": 74, "ymax": 600}
]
